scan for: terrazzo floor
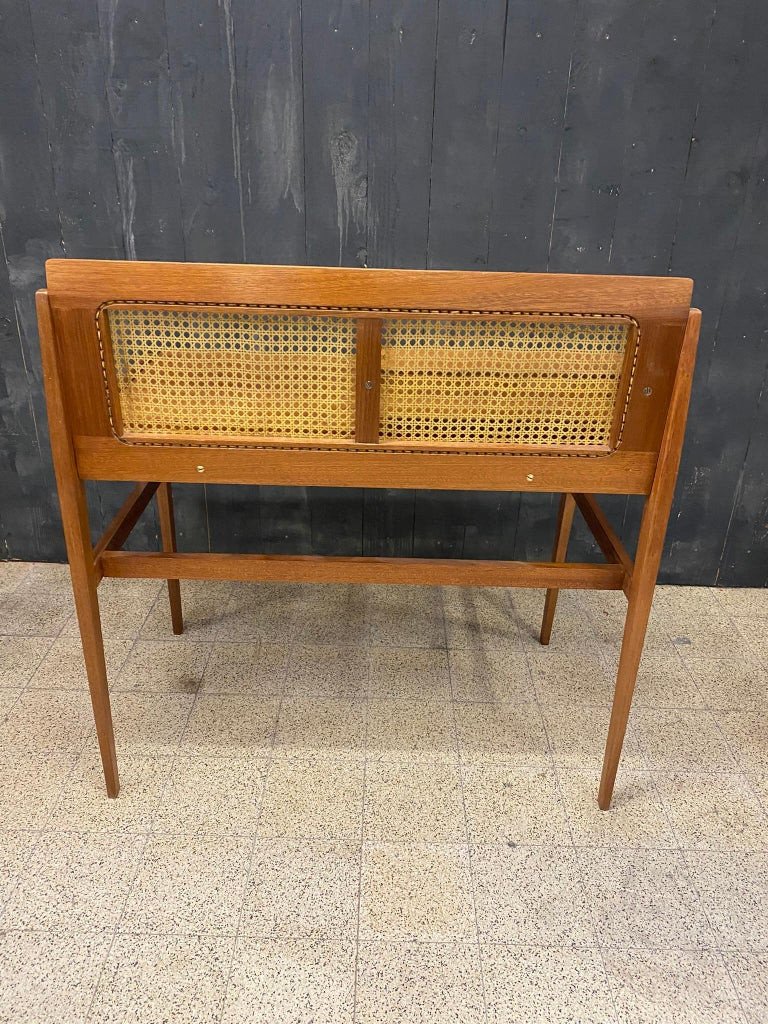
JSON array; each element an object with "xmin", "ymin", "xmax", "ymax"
[{"xmin": 0, "ymin": 560, "xmax": 766, "ymax": 1023}]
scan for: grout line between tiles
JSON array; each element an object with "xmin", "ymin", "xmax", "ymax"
[{"xmin": 444, "ymin": 588, "xmax": 491, "ymax": 1024}]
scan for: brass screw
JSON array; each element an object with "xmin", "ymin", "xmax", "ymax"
[
  {"xmin": 196, "ymin": 465, "xmax": 205, "ymax": 473},
  {"xmin": 526, "ymin": 473, "xmax": 534, "ymax": 482},
  {"xmin": 643, "ymin": 386, "xmax": 653, "ymax": 396},
  {"xmin": 364, "ymin": 380, "xmax": 375, "ymax": 390}
]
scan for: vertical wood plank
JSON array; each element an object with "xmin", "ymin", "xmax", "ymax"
[
  {"xmin": 165, "ymin": 0, "xmax": 246, "ymax": 263},
  {"xmin": 302, "ymin": 0, "xmax": 369, "ymax": 267},
  {"xmin": 97, "ymin": 0, "xmax": 186, "ymax": 261},
  {"xmin": 427, "ymin": 0, "xmax": 508, "ymax": 268},
  {"xmin": 367, "ymin": 0, "xmax": 439, "ymax": 268},
  {"xmin": 0, "ymin": 3, "xmax": 65, "ymax": 561},
  {"xmin": 489, "ymin": 0, "xmax": 578, "ymax": 271},
  {"xmin": 547, "ymin": 0, "xmax": 647, "ymax": 273},
  {"xmin": 233, "ymin": 0, "xmax": 306, "ymax": 264},
  {"xmin": 663, "ymin": 2, "xmax": 768, "ymax": 584}
]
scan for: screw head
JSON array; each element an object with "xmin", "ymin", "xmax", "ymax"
[
  {"xmin": 196, "ymin": 465, "xmax": 205, "ymax": 473},
  {"xmin": 526, "ymin": 473, "xmax": 534, "ymax": 482},
  {"xmin": 643, "ymin": 386, "xmax": 653, "ymax": 397},
  {"xmin": 364, "ymin": 379, "xmax": 375, "ymax": 390}
]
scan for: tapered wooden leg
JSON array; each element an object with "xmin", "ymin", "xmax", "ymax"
[
  {"xmin": 157, "ymin": 483, "xmax": 183, "ymax": 635},
  {"xmin": 540, "ymin": 493, "xmax": 576, "ymax": 645},
  {"xmin": 597, "ymin": 583, "xmax": 654, "ymax": 809},
  {"xmin": 70, "ymin": 562, "xmax": 120, "ymax": 797},
  {"xmin": 37, "ymin": 290, "xmax": 120, "ymax": 797}
]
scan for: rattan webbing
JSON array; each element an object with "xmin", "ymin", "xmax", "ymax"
[
  {"xmin": 380, "ymin": 316, "xmax": 631, "ymax": 448},
  {"xmin": 105, "ymin": 307, "xmax": 356, "ymax": 441},
  {"xmin": 103, "ymin": 305, "xmax": 633, "ymax": 450}
]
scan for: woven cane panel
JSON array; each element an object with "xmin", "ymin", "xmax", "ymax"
[
  {"xmin": 104, "ymin": 306, "xmax": 356, "ymax": 442},
  {"xmin": 379, "ymin": 316, "xmax": 633, "ymax": 449}
]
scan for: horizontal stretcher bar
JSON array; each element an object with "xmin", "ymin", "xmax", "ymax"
[{"xmin": 98, "ymin": 551, "xmax": 627, "ymax": 590}]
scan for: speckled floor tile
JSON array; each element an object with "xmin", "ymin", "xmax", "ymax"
[
  {"xmin": 61, "ymin": 579, "xmax": 162, "ymax": 640},
  {"xmin": 448, "ymin": 648, "xmax": 534, "ymax": 702},
  {"xmin": 444, "ymin": 587, "xmax": 521, "ymax": 650},
  {"xmin": 222, "ymin": 937, "xmax": 355, "ymax": 1024},
  {"xmin": 360, "ymin": 842, "xmax": 475, "ymax": 940},
  {"xmin": 217, "ymin": 583, "xmax": 304, "ymax": 642},
  {"xmin": 285, "ymin": 644, "xmax": 370, "ymax": 698},
  {"xmin": 0, "ymin": 831, "xmax": 144, "ymax": 931},
  {"xmin": 684, "ymin": 850, "xmax": 768, "ymax": 950},
  {"xmin": 578, "ymin": 848, "xmax": 715, "ymax": 948},
  {"xmin": 47, "ymin": 752, "xmax": 172, "ymax": 833},
  {"xmin": 462, "ymin": 765, "xmax": 572, "ymax": 844},
  {"xmin": 669, "ymin": 618, "xmax": 752, "ymax": 661},
  {"xmin": 0, "ymin": 576, "xmax": 74, "ymax": 636},
  {"xmin": 152, "ymin": 755, "xmax": 267, "ymax": 835},
  {"xmin": 519, "ymin": 607, "xmax": 595, "ymax": 653},
  {"xmin": 634, "ymin": 708, "xmax": 739, "ymax": 771},
  {"xmin": 258, "ymin": 757, "xmax": 364, "ymax": 840},
  {"xmin": 180, "ymin": 695, "xmax": 279, "ymax": 756},
  {"xmin": 28, "ymin": 636, "xmax": 132, "ymax": 691},
  {"xmin": 110, "ymin": 692, "xmax": 195, "ymax": 756},
  {"xmin": 714, "ymin": 588, "xmax": 768, "ymax": 618},
  {"xmin": 88, "ymin": 933, "xmax": 234, "ymax": 1024},
  {"xmin": 240, "ymin": 840, "xmax": 359, "ymax": 938},
  {"xmin": 721, "ymin": 952, "xmax": 768, "ymax": 1024},
  {"xmin": 275, "ymin": 697, "xmax": 366, "ymax": 759},
  {"xmin": 602, "ymin": 948, "xmax": 744, "ymax": 1024},
  {"xmin": 0, "ymin": 931, "xmax": 110, "ymax": 1024},
  {"xmin": 686, "ymin": 657, "xmax": 768, "ymax": 711},
  {"xmin": 292, "ymin": 584, "xmax": 369, "ymax": 646},
  {"xmin": 364, "ymin": 762, "xmax": 465, "ymax": 842},
  {"xmin": 542, "ymin": 704, "xmax": 646, "ymax": 770},
  {"xmin": 528, "ymin": 651, "xmax": 614, "ymax": 704},
  {"xmin": 200, "ymin": 641, "xmax": 287, "ymax": 695},
  {"xmin": 367, "ymin": 698, "xmax": 458, "ymax": 763},
  {"xmin": 368, "ymin": 647, "xmax": 450, "ymax": 699},
  {"xmin": 734, "ymin": 616, "xmax": 768, "ymax": 660},
  {"xmin": 113, "ymin": 640, "xmax": 211, "ymax": 693},
  {"xmin": 0, "ymin": 688, "xmax": 21, "ymax": 722},
  {"xmin": 0, "ymin": 560, "xmax": 30, "ymax": 599},
  {"xmin": 0, "ymin": 751, "xmax": 76, "ymax": 829},
  {"xmin": 626, "ymin": 651, "xmax": 706, "ymax": 708},
  {"xmin": 0, "ymin": 690, "xmax": 94, "ymax": 754},
  {"xmin": 712, "ymin": 711, "xmax": 768, "ymax": 772},
  {"xmin": 0, "ymin": 635, "xmax": 53, "ymax": 687},
  {"xmin": 557, "ymin": 769, "xmax": 677, "ymax": 849},
  {"xmin": 656, "ymin": 772, "xmax": 768, "ymax": 851},
  {"xmin": 120, "ymin": 834, "xmax": 251, "ymax": 934},
  {"xmin": 140, "ymin": 580, "xmax": 232, "ymax": 642},
  {"xmin": 481, "ymin": 945, "xmax": 617, "ymax": 1024},
  {"xmin": 655, "ymin": 586, "xmax": 724, "ymax": 630},
  {"xmin": 368, "ymin": 585, "xmax": 445, "ymax": 648},
  {"xmin": 355, "ymin": 941, "xmax": 485, "ymax": 1024},
  {"xmin": 0, "ymin": 830, "xmax": 38, "ymax": 904},
  {"xmin": 472, "ymin": 844, "xmax": 596, "ymax": 945},
  {"xmin": 455, "ymin": 702, "xmax": 551, "ymax": 767}
]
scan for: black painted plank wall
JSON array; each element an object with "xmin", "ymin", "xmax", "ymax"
[{"xmin": 1, "ymin": 0, "xmax": 767, "ymax": 585}]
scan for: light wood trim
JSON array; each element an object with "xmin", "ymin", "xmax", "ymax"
[
  {"xmin": 354, "ymin": 317, "xmax": 382, "ymax": 443},
  {"xmin": 598, "ymin": 309, "xmax": 702, "ymax": 810},
  {"xmin": 74, "ymin": 436, "xmax": 659, "ymax": 494},
  {"xmin": 573, "ymin": 493, "xmax": 634, "ymax": 592},
  {"xmin": 98, "ymin": 550, "xmax": 626, "ymax": 590},
  {"xmin": 46, "ymin": 260, "xmax": 693, "ymax": 320}
]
